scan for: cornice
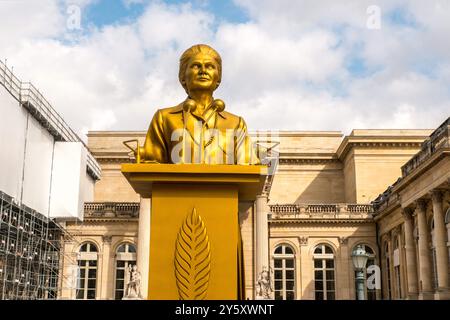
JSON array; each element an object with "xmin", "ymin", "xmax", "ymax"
[
  {"xmin": 336, "ymin": 137, "xmax": 424, "ymax": 160},
  {"xmin": 87, "ymin": 131, "xmax": 146, "ymax": 137},
  {"xmin": 96, "ymin": 157, "xmax": 133, "ymax": 163},
  {"xmin": 95, "ymin": 155, "xmax": 342, "ymax": 165},
  {"xmin": 88, "ymin": 130, "xmax": 344, "ymax": 138},
  {"xmin": 278, "ymin": 158, "xmax": 340, "ymax": 165},
  {"xmin": 249, "ymin": 131, "xmax": 343, "ymax": 138}
]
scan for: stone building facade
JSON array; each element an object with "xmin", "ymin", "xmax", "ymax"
[
  {"xmin": 372, "ymin": 119, "xmax": 450, "ymax": 300},
  {"xmin": 60, "ymin": 118, "xmax": 450, "ymax": 300}
]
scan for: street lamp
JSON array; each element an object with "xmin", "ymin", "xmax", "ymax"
[{"xmin": 352, "ymin": 245, "xmax": 369, "ymax": 300}]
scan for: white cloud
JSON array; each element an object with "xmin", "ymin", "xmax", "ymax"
[
  {"xmin": 123, "ymin": 0, "xmax": 146, "ymax": 6},
  {"xmin": 0, "ymin": 0, "xmax": 449, "ymax": 139},
  {"xmin": 0, "ymin": 0, "xmax": 64, "ymax": 46},
  {"xmin": 137, "ymin": 2, "xmax": 214, "ymax": 51}
]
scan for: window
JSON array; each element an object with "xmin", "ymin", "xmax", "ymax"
[
  {"xmin": 384, "ymin": 242, "xmax": 391, "ymax": 300},
  {"xmin": 273, "ymin": 244, "xmax": 295, "ymax": 300},
  {"xmin": 76, "ymin": 242, "xmax": 98, "ymax": 300},
  {"xmin": 313, "ymin": 244, "xmax": 335, "ymax": 300},
  {"xmin": 446, "ymin": 209, "xmax": 450, "ymax": 265},
  {"xmin": 430, "ymin": 220, "xmax": 438, "ymax": 291},
  {"xmin": 115, "ymin": 243, "xmax": 137, "ymax": 300},
  {"xmin": 393, "ymin": 237, "xmax": 402, "ymax": 298},
  {"xmin": 352, "ymin": 244, "xmax": 377, "ymax": 300}
]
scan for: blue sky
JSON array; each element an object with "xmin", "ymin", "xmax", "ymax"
[
  {"xmin": 81, "ymin": 1, "xmax": 428, "ymax": 81},
  {"xmin": 81, "ymin": 0, "xmax": 433, "ymax": 80},
  {"xmin": 85, "ymin": 0, "xmax": 147, "ymax": 27},
  {"xmin": 85, "ymin": 0, "xmax": 249, "ymax": 28}
]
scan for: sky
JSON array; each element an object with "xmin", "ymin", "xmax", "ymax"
[{"xmin": 0, "ymin": 0, "xmax": 449, "ymax": 138}]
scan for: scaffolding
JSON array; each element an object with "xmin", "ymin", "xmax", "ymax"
[
  {"xmin": 0, "ymin": 191, "xmax": 79, "ymax": 300},
  {"xmin": 0, "ymin": 59, "xmax": 100, "ymax": 299}
]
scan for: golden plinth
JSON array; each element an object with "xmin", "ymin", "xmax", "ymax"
[{"xmin": 121, "ymin": 164, "xmax": 267, "ymax": 300}]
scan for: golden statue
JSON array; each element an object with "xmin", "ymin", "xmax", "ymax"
[
  {"xmin": 127, "ymin": 44, "xmax": 259, "ymax": 165},
  {"xmin": 121, "ymin": 44, "xmax": 267, "ymax": 300}
]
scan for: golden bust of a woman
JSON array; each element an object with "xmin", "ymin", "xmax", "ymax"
[{"xmin": 138, "ymin": 44, "xmax": 259, "ymax": 165}]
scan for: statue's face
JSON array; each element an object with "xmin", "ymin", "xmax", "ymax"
[{"xmin": 184, "ymin": 52, "xmax": 220, "ymax": 93}]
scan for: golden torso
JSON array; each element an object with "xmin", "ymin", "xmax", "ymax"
[{"xmin": 141, "ymin": 103, "xmax": 257, "ymax": 164}]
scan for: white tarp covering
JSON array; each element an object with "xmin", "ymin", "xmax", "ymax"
[
  {"xmin": 0, "ymin": 88, "xmax": 27, "ymax": 200},
  {"xmin": 83, "ymin": 171, "xmax": 95, "ymax": 204},
  {"xmin": 49, "ymin": 142, "xmax": 87, "ymax": 220},
  {"xmin": 1, "ymin": 84, "xmax": 97, "ymax": 221},
  {"xmin": 22, "ymin": 116, "xmax": 54, "ymax": 215}
]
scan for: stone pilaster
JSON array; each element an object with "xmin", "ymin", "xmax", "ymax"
[
  {"xmin": 430, "ymin": 190, "xmax": 450, "ymax": 299},
  {"xmin": 338, "ymin": 237, "xmax": 350, "ymax": 299},
  {"xmin": 137, "ymin": 197, "xmax": 151, "ymax": 299},
  {"xmin": 415, "ymin": 199, "xmax": 433, "ymax": 299},
  {"xmin": 100, "ymin": 235, "xmax": 112, "ymax": 299},
  {"xmin": 402, "ymin": 207, "xmax": 418, "ymax": 299},
  {"xmin": 255, "ymin": 195, "xmax": 270, "ymax": 299}
]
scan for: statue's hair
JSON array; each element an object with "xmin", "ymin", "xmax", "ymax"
[{"xmin": 179, "ymin": 44, "xmax": 222, "ymax": 93}]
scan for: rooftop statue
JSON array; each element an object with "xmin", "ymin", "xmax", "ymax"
[{"xmin": 125, "ymin": 44, "xmax": 260, "ymax": 165}]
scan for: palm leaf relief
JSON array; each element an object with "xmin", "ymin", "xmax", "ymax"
[{"xmin": 174, "ymin": 208, "xmax": 211, "ymax": 300}]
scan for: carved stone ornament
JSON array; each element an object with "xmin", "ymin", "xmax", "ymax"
[
  {"xmin": 298, "ymin": 236, "xmax": 308, "ymax": 245},
  {"xmin": 122, "ymin": 264, "xmax": 142, "ymax": 300},
  {"xmin": 102, "ymin": 235, "xmax": 112, "ymax": 244},
  {"xmin": 174, "ymin": 208, "xmax": 211, "ymax": 300},
  {"xmin": 255, "ymin": 266, "xmax": 274, "ymax": 300}
]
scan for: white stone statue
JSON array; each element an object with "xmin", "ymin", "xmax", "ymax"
[
  {"xmin": 255, "ymin": 266, "xmax": 273, "ymax": 300},
  {"xmin": 123, "ymin": 264, "xmax": 142, "ymax": 299}
]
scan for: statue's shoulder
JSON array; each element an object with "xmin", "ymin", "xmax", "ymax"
[
  {"xmin": 156, "ymin": 104, "xmax": 183, "ymax": 117},
  {"xmin": 221, "ymin": 110, "xmax": 239, "ymax": 119},
  {"xmin": 219, "ymin": 110, "xmax": 246, "ymax": 127}
]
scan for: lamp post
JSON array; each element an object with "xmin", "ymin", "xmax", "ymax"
[{"xmin": 352, "ymin": 245, "xmax": 369, "ymax": 300}]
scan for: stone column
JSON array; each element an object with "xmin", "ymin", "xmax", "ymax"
[
  {"xmin": 298, "ymin": 237, "xmax": 308, "ymax": 299},
  {"xmin": 137, "ymin": 197, "xmax": 151, "ymax": 299},
  {"xmin": 338, "ymin": 237, "xmax": 350, "ymax": 299},
  {"xmin": 402, "ymin": 207, "xmax": 418, "ymax": 299},
  {"xmin": 100, "ymin": 235, "xmax": 112, "ymax": 299},
  {"xmin": 416, "ymin": 199, "xmax": 433, "ymax": 299},
  {"xmin": 430, "ymin": 190, "xmax": 449, "ymax": 298},
  {"xmin": 255, "ymin": 195, "xmax": 270, "ymax": 298}
]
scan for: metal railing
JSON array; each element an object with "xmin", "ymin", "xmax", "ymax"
[
  {"xmin": 0, "ymin": 60, "xmax": 101, "ymax": 180},
  {"xmin": 401, "ymin": 117, "xmax": 450, "ymax": 177},
  {"xmin": 84, "ymin": 202, "xmax": 140, "ymax": 218},
  {"xmin": 269, "ymin": 203, "xmax": 374, "ymax": 219}
]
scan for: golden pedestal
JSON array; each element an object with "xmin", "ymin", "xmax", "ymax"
[{"xmin": 121, "ymin": 164, "xmax": 267, "ymax": 300}]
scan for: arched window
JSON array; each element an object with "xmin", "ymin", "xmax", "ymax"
[
  {"xmin": 393, "ymin": 236, "xmax": 402, "ymax": 298},
  {"xmin": 446, "ymin": 208, "xmax": 450, "ymax": 261},
  {"xmin": 313, "ymin": 244, "xmax": 335, "ymax": 300},
  {"xmin": 273, "ymin": 244, "xmax": 295, "ymax": 300},
  {"xmin": 76, "ymin": 242, "xmax": 98, "ymax": 300},
  {"xmin": 430, "ymin": 219, "xmax": 438, "ymax": 290},
  {"xmin": 115, "ymin": 243, "xmax": 137, "ymax": 300},
  {"xmin": 352, "ymin": 244, "xmax": 377, "ymax": 300},
  {"xmin": 384, "ymin": 241, "xmax": 391, "ymax": 299}
]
